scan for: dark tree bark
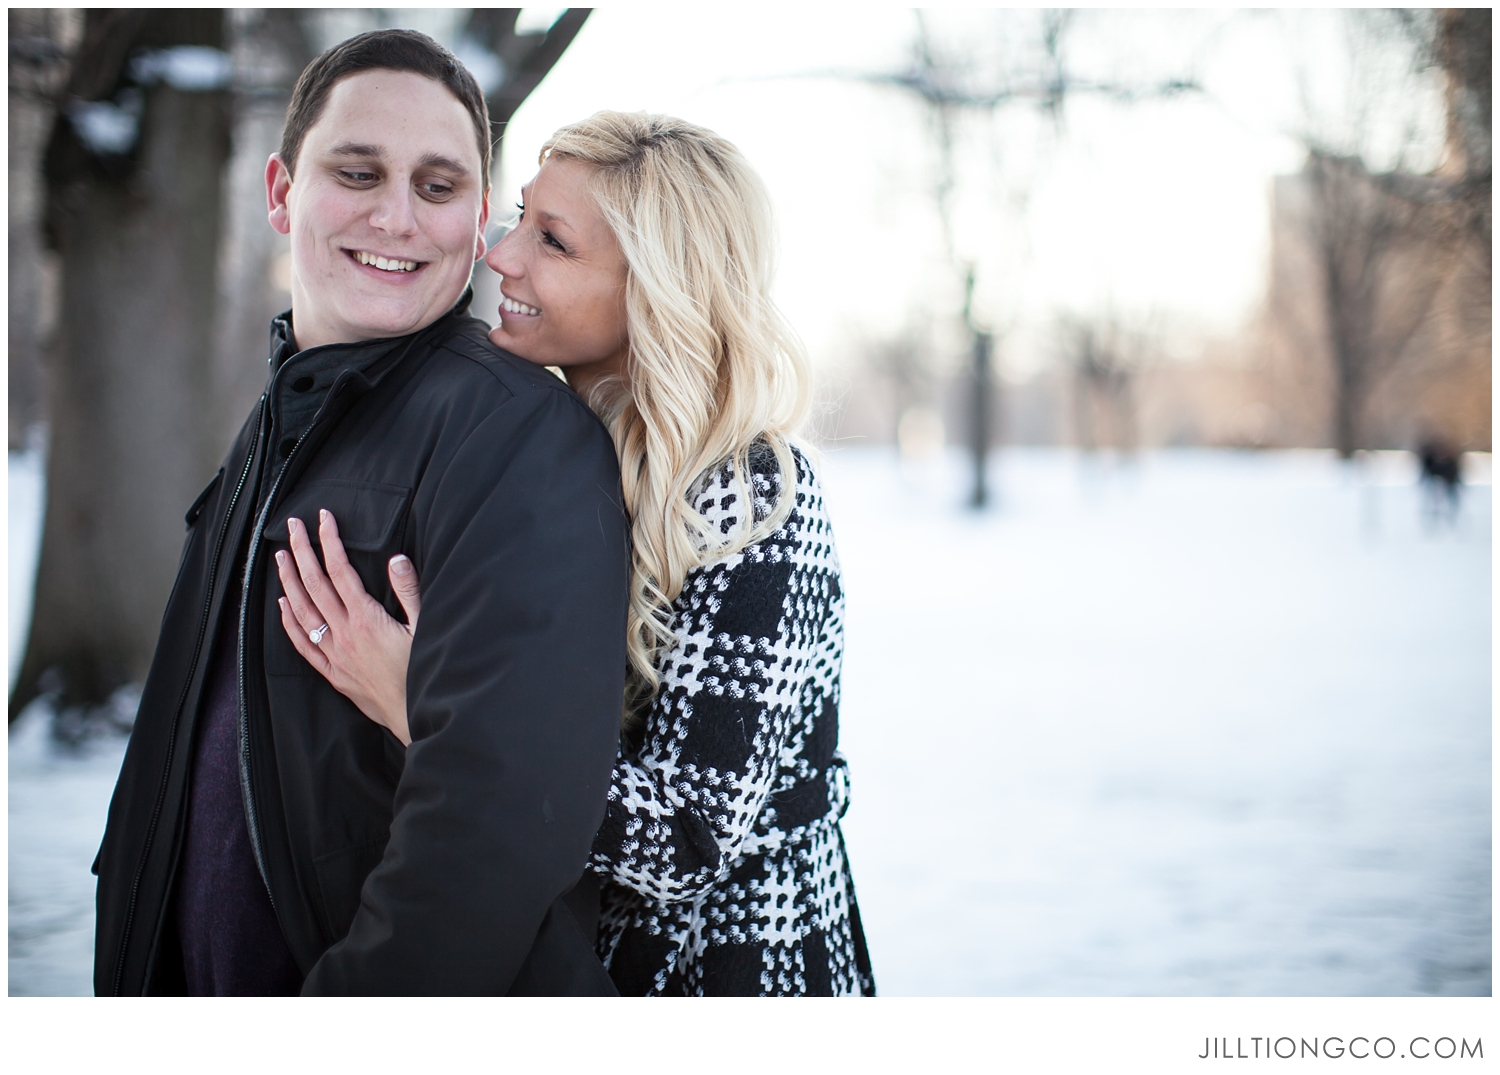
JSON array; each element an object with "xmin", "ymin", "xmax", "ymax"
[
  {"xmin": 14, "ymin": 9, "xmax": 232, "ymax": 715},
  {"xmin": 465, "ymin": 7, "xmax": 592, "ymax": 154},
  {"xmin": 8, "ymin": 10, "xmax": 77, "ymax": 449},
  {"xmin": 209, "ymin": 10, "xmax": 312, "ymax": 456}
]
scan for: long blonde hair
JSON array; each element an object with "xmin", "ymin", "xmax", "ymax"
[{"xmin": 539, "ymin": 112, "xmax": 811, "ymax": 723}]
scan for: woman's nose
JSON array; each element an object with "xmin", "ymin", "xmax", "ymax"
[{"xmin": 484, "ymin": 225, "xmax": 522, "ymax": 277}]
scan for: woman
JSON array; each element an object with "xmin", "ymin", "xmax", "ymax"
[{"xmin": 275, "ymin": 111, "xmax": 874, "ymax": 996}]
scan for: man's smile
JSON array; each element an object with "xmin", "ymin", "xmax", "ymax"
[{"xmin": 348, "ymin": 248, "xmax": 425, "ymax": 274}]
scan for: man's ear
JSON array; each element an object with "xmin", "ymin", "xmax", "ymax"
[
  {"xmin": 474, "ymin": 187, "xmax": 491, "ymax": 261},
  {"xmin": 266, "ymin": 152, "xmax": 293, "ymax": 236}
]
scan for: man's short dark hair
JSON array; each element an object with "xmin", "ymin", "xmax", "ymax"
[{"xmin": 281, "ymin": 28, "xmax": 492, "ymax": 181}]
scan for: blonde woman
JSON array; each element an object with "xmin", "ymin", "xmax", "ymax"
[{"xmin": 275, "ymin": 112, "xmax": 874, "ymax": 996}]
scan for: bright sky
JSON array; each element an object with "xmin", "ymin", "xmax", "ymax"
[{"xmin": 365, "ymin": 8, "xmax": 1449, "ymax": 380}]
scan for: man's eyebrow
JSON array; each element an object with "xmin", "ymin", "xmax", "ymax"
[
  {"xmin": 417, "ymin": 152, "xmax": 471, "ymax": 177},
  {"xmin": 325, "ymin": 145, "xmax": 471, "ymax": 178},
  {"xmin": 328, "ymin": 142, "xmax": 384, "ymax": 159}
]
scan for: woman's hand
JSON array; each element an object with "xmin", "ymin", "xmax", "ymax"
[{"xmin": 275, "ymin": 509, "xmax": 420, "ymax": 746}]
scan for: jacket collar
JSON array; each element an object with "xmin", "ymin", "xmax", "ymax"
[{"xmin": 266, "ymin": 286, "xmax": 475, "ymax": 374}]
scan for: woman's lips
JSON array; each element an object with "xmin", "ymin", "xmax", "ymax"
[{"xmin": 500, "ymin": 293, "xmax": 540, "ymax": 316}]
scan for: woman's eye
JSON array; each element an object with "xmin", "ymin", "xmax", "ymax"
[{"xmin": 540, "ymin": 230, "xmax": 565, "ymax": 251}]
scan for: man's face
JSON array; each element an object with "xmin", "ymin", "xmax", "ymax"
[{"xmin": 266, "ymin": 69, "xmax": 489, "ymax": 350}]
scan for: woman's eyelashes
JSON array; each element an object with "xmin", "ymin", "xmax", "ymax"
[{"xmin": 514, "ymin": 202, "xmax": 566, "ymax": 252}]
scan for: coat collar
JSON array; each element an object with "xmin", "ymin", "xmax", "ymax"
[{"xmin": 266, "ymin": 286, "xmax": 475, "ymax": 373}]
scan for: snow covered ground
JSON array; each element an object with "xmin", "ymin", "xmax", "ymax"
[{"xmin": 8, "ymin": 446, "xmax": 1491, "ymax": 996}]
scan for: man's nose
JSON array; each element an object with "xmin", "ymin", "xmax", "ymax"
[{"xmin": 369, "ymin": 181, "xmax": 420, "ymax": 237}]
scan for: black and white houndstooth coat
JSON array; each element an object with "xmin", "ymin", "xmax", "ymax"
[{"xmin": 588, "ymin": 445, "xmax": 875, "ymax": 996}]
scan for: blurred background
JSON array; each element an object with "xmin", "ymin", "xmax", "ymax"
[{"xmin": 8, "ymin": 8, "xmax": 1490, "ymax": 995}]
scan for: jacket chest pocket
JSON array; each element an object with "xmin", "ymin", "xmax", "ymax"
[{"xmin": 262, "ymin": 478, "xmax": 412, "ymax": 676}]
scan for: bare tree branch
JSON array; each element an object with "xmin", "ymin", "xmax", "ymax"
[{"xmin": 473, "ymin": 8, "xmax": 591, "ymax": 137}]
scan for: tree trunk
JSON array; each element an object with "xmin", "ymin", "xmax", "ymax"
[
  {"xmin": 8, "ymin": 10, "xmax": 77, "ymax": 449},
  {"xmin": 210, "ymin": 10, "xmax": 311, "ymax": 458},
  {"xmin": 1331, "ymin": 344, "xmax": 1363, "ymax": 459},
  {"xmin": 968, "ymin": 330, "xmax": 991, "ymax": 507},
  {"xmin": 14, "ymin": 10, "xmax": 232, "ymax": 715}
]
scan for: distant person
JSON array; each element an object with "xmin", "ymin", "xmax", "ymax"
[
  {"xmin": 95, "ymin": 30, "xmax": 629, "ymax": 996},
  {"xmin": 275, "ymin": 111, "xmax": 876, "ymax": 995},
  {"xmin": 1418, "ymin": 436, "xmax": 1462, "ymax": 526}
]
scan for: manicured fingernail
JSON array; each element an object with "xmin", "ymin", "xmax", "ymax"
[
  {"xmin": 278, "ymin": 597, "xmax": 287, "ymax": 612},
  {"xmin": 390, "ymin": 555, "xmax": 411, "ymax": 576},
  {"xmin": 289, "ymin": 517, "xmax": 301, "ymax": 533},
  {"xmin": 320, "ymin": 509, "xmax": 329, "ymax": 523},
  {"xmin": 276, "ymin": 550, "xmax": 286, "ymax": 566}
]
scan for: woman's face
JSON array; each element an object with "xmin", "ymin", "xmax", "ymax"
[{"xmin": 485, "ymin": 157, "xmax": 629, "ymax": 390}]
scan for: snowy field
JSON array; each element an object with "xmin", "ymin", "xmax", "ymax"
[{"xmin": 8, "ymin": 446, "xmax": 1491, "ymax": 996}]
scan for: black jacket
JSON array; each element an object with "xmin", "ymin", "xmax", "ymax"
[{"xmin": 93, "ymin": 298, "xmax": 630, "ymax": 995}]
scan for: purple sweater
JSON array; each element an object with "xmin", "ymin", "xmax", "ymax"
[{"xmin": 173, "ymin": 587, "xmax": 303, "ymax": 996}]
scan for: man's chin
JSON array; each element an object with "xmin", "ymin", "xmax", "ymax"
[{"xmin": 341, "ymin": 294, "xmax": 461, "ymax": 342}]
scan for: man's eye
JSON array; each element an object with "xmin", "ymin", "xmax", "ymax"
[{"xmin": 420, "ymin": 182, "xmax": 454, "ymax": 199}]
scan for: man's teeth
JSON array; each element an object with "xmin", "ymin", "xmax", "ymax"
[
  {"xmin": 353, "ymin": 251, "xmax": 419, "ymax": 272},
  {"xmin": 501, "ymin": 296, "xmax": 540, "ymax": 316}
]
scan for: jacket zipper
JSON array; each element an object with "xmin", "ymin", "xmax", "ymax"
[
  {"xmin": 237, "ymin": 371, "xmax": 356, "ymax": 903},
  {"xmin": 111, "ymin": 397, "xmax": 266, "ymax": 995}
]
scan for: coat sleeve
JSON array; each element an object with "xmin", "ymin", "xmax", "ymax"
[
  {"xmin": 301, "ymin": 386, "xmax": 629, "ymax": 995},
  {"xmin": 589, "ymin": 460, "xmax": 818, "ymax": 903}
]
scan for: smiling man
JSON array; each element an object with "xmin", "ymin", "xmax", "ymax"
[{"xmin": 92, "ymin": 30, "xmax": 629, "ymax": 996}]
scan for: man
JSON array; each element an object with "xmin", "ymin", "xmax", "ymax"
[{"xmin": 93, "ymin": 29, "xmax": 629, "ymax": 995}]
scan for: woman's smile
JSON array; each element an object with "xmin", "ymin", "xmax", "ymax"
[{"xmin": 499, "ymin": 292, "xmax": 540, "ymax": 317}]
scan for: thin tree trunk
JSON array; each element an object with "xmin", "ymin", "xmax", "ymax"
[{"xmin": 15, "ymin": 10, "xmax": 231, "ymax": 714}]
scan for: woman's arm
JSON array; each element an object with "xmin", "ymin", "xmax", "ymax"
[
  {"xmin": 276, "ymin": 510, "xmax": 419, "ymax": 744},
  {"xmin": 589, "ymin": 464, "xmax": 830, "ymax": 904}
]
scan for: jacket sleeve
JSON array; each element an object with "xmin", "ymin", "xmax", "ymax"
[
  {"xmin": 301, "ymin": 386, "xmax": 629, "ymax": 995},
  {"xmin": 589, "ymin": 463, "xmax": 818, "ymax": 903}
]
